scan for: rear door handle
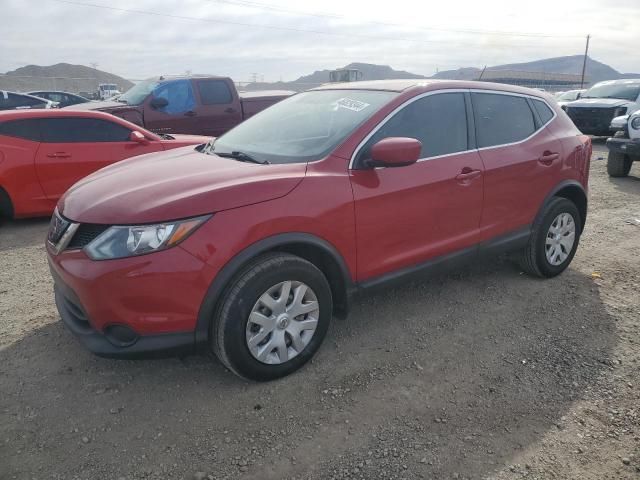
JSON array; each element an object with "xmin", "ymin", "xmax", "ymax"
[
  {"xmin": 455, "ymin": 168, "xmax": 482, "ymax": 182},
  {"xmin": 184, "ymin": 111, "xmax": 197, "ymax": 117},
  {"xmin": 46, "ymin": 152, "xmax": 71, "ymax": 158},
  {"xmin": 538, "ymin": 151, "xmax": 559, "ymax": 165}
]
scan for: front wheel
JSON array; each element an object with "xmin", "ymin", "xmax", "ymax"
[
  {"xmin": 518, "ymin": 197, "xmax": 582, "ymax": 278},
  {"xmin": 607, "ymin": 150, "xmax": 632, "ymax": 177},
  {"xmin": 211, "ymin": 253, "xmax": 332, "ymax": 381}
]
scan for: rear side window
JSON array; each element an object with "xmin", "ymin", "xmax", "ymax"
[
  {"xmin": 198, "ymin": 80, "xmax": 233, "ymax": 105},
  {"xmin": 532, "ymin": 99, "xmax": 554, "ymax": 125},
  {"xmin": 472, "ymin": 93, "xmax": 536, "ymax": 148},
  {"xmin": 0, "ymin": 93, "xmax": 45, "ymax": 110},
  {"xmin": 39, "ymin": 118, "xmax": 131, "ymax": 142},
  {"xmin": 357, "ymin": 92, "xmax": 468, "ymax": 162},
  {"xmin": 0, "ymin": 119, "xmax": 42, "ymax": 141}
]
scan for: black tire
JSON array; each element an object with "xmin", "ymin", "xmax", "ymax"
[
  {"xmin": 211, "ymin": 252, "xmax": 332, "ymax": 381},
  {"xmin": 607, "ymin": 151, "xmax": 632, "ymax": 177},
  {"xmin": 0, "ymin": 187, "xmax": 14, "ymax": 219},
  {"xmin": 519, "ymin": 197, "xmax": 582, "ymax": 278}
]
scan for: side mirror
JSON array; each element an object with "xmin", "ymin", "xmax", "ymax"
[
  {"xmin": 576, "ymin": 92, "xmax": 582, "ymax": 99},
  {"xmin": 367, "ymin": 137, "xmax": 422, "ymax": 168},
  {"xmin": 129, "ymin": 131, "xmax": 149, "ymax": 144},
  {"xmin": 150, "ymin": 96, "xmax": 169, "ymax": 109}
]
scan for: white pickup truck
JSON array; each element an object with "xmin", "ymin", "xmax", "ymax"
[{"xmin": 606, "ymin": 108, "xmax": 640, "ymax": 176}]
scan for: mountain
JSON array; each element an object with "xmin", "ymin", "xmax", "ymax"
[
  {"xmin": 0, "ymin": 63, "xmax": 133, "ymax": 95},
  {"xmin": 243, "ymin": 62, "xmax": 427, "ymax": 91},
  {"xmin": 432, "ymin": 56, "xmax": 640, "ymax": 84}
]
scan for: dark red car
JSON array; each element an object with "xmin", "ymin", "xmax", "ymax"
[
  {"xmin": 47, "ymin": 80, "xmax": 591, "ymax": 381},
  {"xmin": 0, "ymin": 110, "xmax": 209, "ymax": 218}
]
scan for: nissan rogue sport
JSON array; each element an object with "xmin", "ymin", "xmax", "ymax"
[{"xmin": 46, "ymin": 80, "xmax": 592, "ymax": 381}]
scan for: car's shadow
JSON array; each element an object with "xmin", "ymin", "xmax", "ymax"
[
  {"xmin": 609, "ymin": 170, "xmax": 640, "ymax": 196},
  {"xmin": 0, "ymin": 258, "xmax": 616, "ymax": 479}
]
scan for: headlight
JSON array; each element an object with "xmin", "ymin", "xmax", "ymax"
[
  {"xmin": 614, "ymin": 106, "xmax": 628, "ymax": 117},
  {"xmin": 85, "ymin": 215, "xmax": 210, "ymax": 260},
  {"xmin": 631, "ymin": 117, "xmax": 640, "ymax": 130}
]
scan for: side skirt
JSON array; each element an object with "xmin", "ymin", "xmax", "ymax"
[{"xmin": 356, "ymin": 226, "xmax": 531, "ymax": 294}]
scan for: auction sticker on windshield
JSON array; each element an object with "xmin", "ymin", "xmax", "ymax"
[{"xmin": 334, "ymin": 98, "xmax": 370, "ymax": 112}]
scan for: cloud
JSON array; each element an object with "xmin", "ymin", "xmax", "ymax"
[{"xmin": 2, "ymin": 0, "xmax": 639, "ymax": 81}]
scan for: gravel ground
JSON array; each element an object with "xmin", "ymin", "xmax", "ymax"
[{"xmin": 1, "ymin": 141, "xmax": 639, "ymax": 480}]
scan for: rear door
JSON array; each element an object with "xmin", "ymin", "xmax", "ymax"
[
  {"xmin": 143, "ymin": 79, "xmax": 199, "ymax": 134},
  {"xmin": 34, "ymin": 117, "xmax": 133, "ymax": 200},
  {"xmin": 471, "ymin": 91, "xmax": 563, "ymax": 241},
  {"xmin": 192, "ymin": 78, "xmax": 242, "ymax": 136},
  {"xmin": 350, "ymin": 91, "xmax": 485, "ymax": 281}
]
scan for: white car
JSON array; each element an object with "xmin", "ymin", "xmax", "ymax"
[
  {"xmin": 606, "ymin": 109, "xmax": 640, "ymax": 177},
  {"xmin": 555, "ymin": 89, "xmax": 585, "ymax": 108}
]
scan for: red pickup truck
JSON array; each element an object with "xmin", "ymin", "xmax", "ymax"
[{"xmin": 68, "ymin": 76, "xmax": 293, "ymax": 137}]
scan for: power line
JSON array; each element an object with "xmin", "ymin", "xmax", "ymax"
[
  {"xmin": 207, "ymin": 0, "xmax": 584, "ymax": 39},
  {"xmin": 49, "ymin": 0, "xmax": 583, "ymax": 50}
]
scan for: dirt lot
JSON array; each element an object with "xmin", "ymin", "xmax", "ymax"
[{"xmin": 1, "ymin": 142, "xmax": 639, "ymax": 480}]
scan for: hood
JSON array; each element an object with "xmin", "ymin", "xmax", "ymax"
[
  {"xmin": 64, "ymin": 100, "xmax": 141, "ymax": 112},
  {"xmin": 59, "ymin": 147, "xmax": 306, "ymax": 224},
  {"xmin": 565, "ymin": 98, "xmax": 632, "ymax": 109},
  {"xmin": 164, "ymin": 134, "xmax": 212, "ymax": 146}
]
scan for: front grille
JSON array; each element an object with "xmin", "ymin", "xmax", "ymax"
[
  {"xmin": 566, "ymin": 106, "xmax": 618, "ymax": 133},
  {"xmin": 47, "ymin": 211, "xmax": 70, "ymax": 244},
  {"xmin": 66, "ymin": 224, "xmax": 110, "ymax": 249}
]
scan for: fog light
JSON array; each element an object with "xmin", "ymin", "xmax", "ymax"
[{"xmin": 104, "ymin": 324, "xmax": 139, "ymax": 347}]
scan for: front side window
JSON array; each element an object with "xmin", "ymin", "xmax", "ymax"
[
  {"xmin": 39, "ymin": 118, "xmax": 131, "ymax": 143},
  {"xmin": 356, "ymin": 92, "xmax": 468, "ymax": 164},
  {"xmin": 198, "ymin": 80, "xmax": 233, "ymax": 105},
  {"xmin": 210, "ymin": 89, "xmax": 397, "ymax": 164},
  {"xmin": 0, "ymin": 119, "xmax": 42, "ymax": 141},
  {"xmin": 152, "ymin": 80, "xmax": 196, "ymax": 114},
  {"xmin": 472, "ymin": 93, "xmax": 536, "ymax": 148}
]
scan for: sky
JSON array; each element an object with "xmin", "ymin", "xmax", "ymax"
[{"xmin": 2, "ymin": 0, "xmax": 640, "ymax": 82}]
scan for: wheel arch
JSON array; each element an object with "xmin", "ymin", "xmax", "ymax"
[
  {"xmin": 0, "ymin": 185, "xmax": 14, "ymax": 219},
  {"xmin": 194, "ymin": 233, "xmax": 355, "ymax": 347},
  {"xmin": 538, "ymin": 180, "xmax": 587, "ymax": 233}
]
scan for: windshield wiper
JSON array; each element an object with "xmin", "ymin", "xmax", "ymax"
[{"xmin": 215, "ymin": 151, "xmax": 270, "ymax": 165}]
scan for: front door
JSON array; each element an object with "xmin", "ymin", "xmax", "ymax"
[
  {"xmin": 34, "ymin": 117, "xmax": 135, "ymax": 200},
  {"xmin": 144, "ymin": 79, "xmax": 199, "ymax": 134},
  {"xmin": 350, "ymin": 91, "xmax": 485, "ymax": 281}
]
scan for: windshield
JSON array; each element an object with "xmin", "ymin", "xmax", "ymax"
[
  {"xmin": 582, "ymin": 81, "xmax": 640, "ymax": 101},
  {"xmin": 118, "ymin": 79, "xmax": 160, "ymax": 105},
  {"xmin": 209, "ymin": 89, "xmax": 397, "ymax": 164}
]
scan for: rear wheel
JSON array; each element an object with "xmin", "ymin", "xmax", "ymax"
[
  {"xmin": 211, "ymin": 253, "xmax": 332, "ymax": 381},
  {"xmin": 607, "ymin": 151, "xmax": 632, "ymax": 177},
  {"xmin": 519, "ymin": 197, "xmax": 581, "ymax": 278}
]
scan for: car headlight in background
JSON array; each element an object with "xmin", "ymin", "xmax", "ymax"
[
  {"xmin": 614, "ymin": 106, "xmax": 628, "ymax": 117},
  {"xmin": 85, "ymin": 215, "xmax": 211, "ymax": 260},
  {"xmin": 631, "ymin": 116, "xmax": 640, "ymax": 130}
]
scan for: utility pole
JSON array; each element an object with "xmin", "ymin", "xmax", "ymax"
[{"xmin": 580, "ymin": 34, "xmax": 590, "ymax": 89}]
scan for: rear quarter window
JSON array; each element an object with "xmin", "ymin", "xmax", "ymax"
[
  {"xmin": 532, "ymin": 99, "xmax": 555, "ymax": 125},
  {"xmin": 0, "ymin": 119, "xmax": 42, "ymax": 141},
  {"xmin": 472, "ymin": 93, "xmax": 536, "ymax": 148}
]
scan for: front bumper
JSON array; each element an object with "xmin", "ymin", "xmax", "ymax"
[
  {"xmin": 47, "ymin": 243, "xmax": 216, "ymax": 359},
  {"xmin": 606, "ymin": 137, "xmax": 640, "ymax": 157}
]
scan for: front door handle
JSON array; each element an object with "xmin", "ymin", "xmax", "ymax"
[
  {"xmin": 455, "ymin": 167, "xmax": 482, "ymax": 182},
  {"xmin": 46, "ymin": 152, "xmax": 71, "ymax": 158},
  {"xmin": 225, "ymin": 107, "xmax": 237, "ymax": 114},
  {"xmin": 538, "ymin": 151, "xmax": 559, "ymax": 165},
  {"xmin": 184, "ymin": 111, "xmax": 197, "ymax": 117}
]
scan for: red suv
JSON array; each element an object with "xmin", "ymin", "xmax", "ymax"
[{"xmin": 46, "ymin": 80, "xmax": 591, "ymax": 381}]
